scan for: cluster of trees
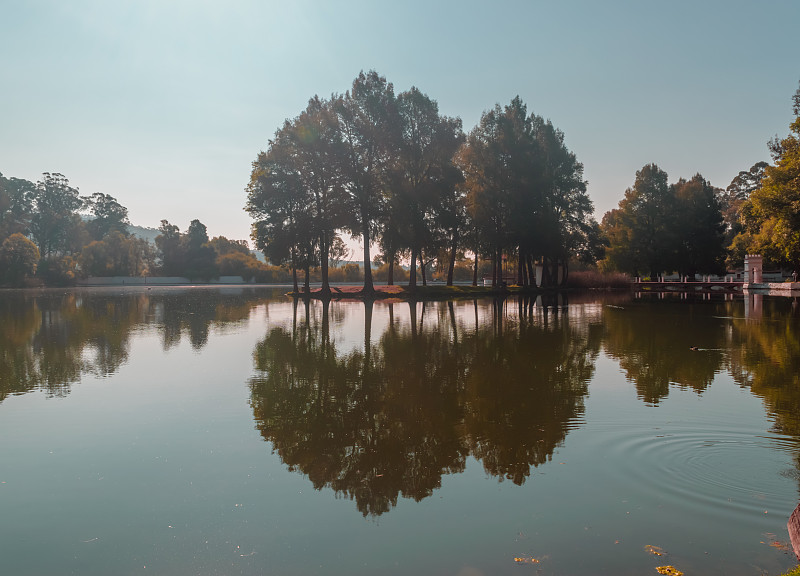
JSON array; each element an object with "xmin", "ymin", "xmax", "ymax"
[
  {"xmin": 0, "ymin": 171, "xmax": 271, "ymax": 286},
  {"xmin": 600, "ymin": 81, "xmax": 800, "ymax": 278},
  {"xmin": 246, "ymin": 71, "xmax": 600, "ymax": 296},
  {"xmin": 600, "ymin": 166, "xmax": 727, "ymax": 278}
]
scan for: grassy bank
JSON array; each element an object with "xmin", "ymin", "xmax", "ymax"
[{"xmin": 287, "ymin": 272, "xmax": 634, "ymax": 300}]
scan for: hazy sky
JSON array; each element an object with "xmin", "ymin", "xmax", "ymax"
[{"xmin": 2, "ymin": 0, "xmax": 798, "ymax": 245}]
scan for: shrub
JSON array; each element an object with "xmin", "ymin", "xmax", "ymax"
[{"xmin": 0, "ymin": 233, "xmax": 40, "ymax": 286}]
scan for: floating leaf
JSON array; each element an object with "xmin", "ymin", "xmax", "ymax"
[
  {"xmin": 656, "ymin": 566, "xmax": 683, "ymax": 576},
  {"xmin": 513, "ymin": 556, "xmax": 539, "ymax": 564},
  {"xmin": 645, "ymin": 545, "xmax": 666, "ymax": 556}
]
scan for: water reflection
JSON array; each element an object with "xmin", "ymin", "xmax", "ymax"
[
  {"xmin": 728, "ymin": 295, "xmax": 800, "ymax": 475},
  {"xmin": 602, "ymin": 297, "xmax": 732, "ymax": 404},
  {"xmin": 0, "ymin": 288, "xmax": 274, "ymax": 401},
  {"xmin": 2, "ymin": 288, "xmax": 800, "ymax": 516},
  {"xmin": 250, "ymin": 296, "xmax": 601, "ymax": 516}
]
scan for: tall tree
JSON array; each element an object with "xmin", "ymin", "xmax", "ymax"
[
  {"xmin": 28, "ymin": 173, "xmax": 83, "ymax": 259},
  {"xmin": 289, "ymin": 96, "xmax": 348, "ymax": 296},
  {"xmin": 333, "ymin": 71, "xmax": 400, "ymax": 296},
  {"xmin": 84, "ymin": 192, "xmax": 130, "ymax": 241},
  {"xmin": 154, "ymin": 220, "xmax": 184, "ymax": 276},
  {"xmin": 391, "ymin": 86, "xmax": 464, "ymax": 290},
  {"xmin": 600, "ymin": 164, "xmax": 676, "ymax": 277},
  {"xmin": 182, "ymin": 219, "xmax": 217, "ymax": 280},
  {"xmin": 246, "ymin": 125, "xmax": 315, "ymax": 293},
  {"xmin": 672, "ymin": 174, "xmax": 726, "ymax": 278},
  {"xmin": 461, "ymin": 97, "xmax": 578, "ymax": 288},
  {"xmin": 459, "ymin": 102, "xmax": 518, "ymax": 287},
  {"xmin": 530, "ymin": 115, "xmax": 592, "ymax": 286},
  {"xmin": 0, "ymin": 173, "xmax": 35, "ymax": 240}
]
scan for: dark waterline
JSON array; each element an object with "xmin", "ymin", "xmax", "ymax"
[{"xmin": 1, "ymin": 289, "xmax": 798, "ymax": 575}]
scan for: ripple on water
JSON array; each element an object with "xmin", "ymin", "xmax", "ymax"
[{"xmin": 582, "ymin": 418, "xmax": 797, "ymax": 523}]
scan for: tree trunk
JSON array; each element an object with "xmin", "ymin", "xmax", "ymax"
[
  {"xmin": 408, "ymin": 247, "xmax": 417, "ymax": 291},
  {"xmin": 320, "ymin": 232, "xmax": 330, "ymax": 297},
  {"xmin": 291, "ymin": 248, "xmax": 299, "ymax": 293},
  {"xmin": 446, "ymin": 246, "xmax": 456, "ymax": 286},
  {"xmin": 541, "ymin": 257, "xmax": 551, "ymax": 287},
  {"xmin": 527, "ymin": 254, "xmax": 535, "ymax": 288},
  {"xmin": 361, "ymin": 208, "xmax": 374, "ymax": 296},
  {"xmin": 446, "ymin": 231, "xmax": 458, "ymax": 286},
  {"xmin": 473, "ymin": 251, "xmax": 479, "ymax": 286},
  {"xmin": 421, "ymin": 251, "xmax": 427, "ymax": 286},
  {"xmin": 388, "ymin": 255, "xmax": 395, "ymax": 285},
  {"xmin": 517, "ymin": 246, "xmax": 524, "ymax": 286}
]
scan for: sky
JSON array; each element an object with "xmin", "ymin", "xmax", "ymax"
[{"xmin": 1, "ymin": 0, "xmax": 799, "ymax": 248}]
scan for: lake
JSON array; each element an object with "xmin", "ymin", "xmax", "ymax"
[{"xmin": 1, "ymin": 287, "xmax": 798, "ymax": 575}]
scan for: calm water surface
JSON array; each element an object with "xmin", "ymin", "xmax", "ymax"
[{"xmin": 1, "ymin": 287, "xmax": 799, "ymax": 575}]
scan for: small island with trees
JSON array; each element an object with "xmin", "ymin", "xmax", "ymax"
[{"xmin": 2, "ymin": 73, "xmax": 799, "ymax": 299}]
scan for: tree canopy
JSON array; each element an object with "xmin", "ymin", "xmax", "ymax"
[
  {"xmin": 248, "ymin": 75, "xmax": 596, "ymax": 292},
  {"xmin": 600, "ymin": 165, "xmax": 725, "ymax": 278},
  {"xmin": 732, "ymin": 82, "xmax": 800, "ymax": 272}
]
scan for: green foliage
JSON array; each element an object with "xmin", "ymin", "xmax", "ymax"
[
  {"xmin": 718, "ymin": 161, "xmax": 768, "ymax": 248},
  {"xmin": 0, "ymin": 172, "xmax": 35, "ymax": 240},
  {"xmin": 601, "ymin": 164, "xmax": 676, "ymax": 277},
  {"xmin": 326, "ymin": 262, "xmax": 363, "ymax": 283},
  {"xmin": 36, "ymin": 255, "xmax": 78, "ymax": 286},
  {"xmin": 154, "ymin": 220, "xmax": 183, "ymax": 276},
  {"xmin": 390, "ymin": 86, "xmax": 465, "ymax": 288},
  {"xmin": 0, "ymin": 233, "xmax": 40, "ymax": 286},
  {"xmin": 333, "ymin": 71, "xmax": 400, "ymax": 293},
  {"xmin": 83, "ymin": 192, "xmax": 130, "ymax": 241},
  {"xmin": 28, "ymin": 173, "xmax": 84, "ymax": 259},
  {"xmin": 247, "ymin": 96, "xmax": 348, "ymax": 293},
  {"xmin": 78, "ymin": 231, "xmax": 154, "ymax": 277},
  {"xmin": 733, "ymin": 83, "xmax": 800, "ymax": 271},
  {"xmin": 209, "ymin": 236, "xmax": 250, "ymax": 256},
  {"xmin": 215, "ymin": 250, "xmax": 280, "ymax": 282},
  {"xmin": 458, "ymin": 97, "xmax": 593, "ymax": 287},
  {"xmin": 672, "ymin": 175, "xmax": 726, "ymax": 277},
  {"xmin": 183, "ymin": 219, "xmax": 216, "ymax": 280},
  {"xmin": 601, "ymin": 166, "xmax": 725, "ymax": 278}
]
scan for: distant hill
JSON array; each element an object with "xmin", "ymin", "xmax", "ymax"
[{"xmin": 127, "ymin": 224, "xmax": 160, "ymax": 244}]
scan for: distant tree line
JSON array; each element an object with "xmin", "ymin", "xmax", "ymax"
[
  {"xmin": 0, "ymin": 172, "xmax": 273, "ymax": 286},
  {"xmin": 246, "ymin": 71, "xmax": 601, "ymax": 296},
  {"xmin": 599, "ymin": 81, "xmax": 800, "ymax": 278}
]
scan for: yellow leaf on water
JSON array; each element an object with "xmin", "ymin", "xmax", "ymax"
[
  {"xmin": 645, "ymin": 545, "xmax": 666, "ymax": 556},
  {"xmin": 655, "ymin": 566, "xmax": 683, "ymax": 576},
  {"xmin": 513, "ymin": 556, "xmax": 539, "ymax": 564}
]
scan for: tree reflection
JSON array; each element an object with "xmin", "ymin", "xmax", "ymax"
[
  {"xmin": 0, "ymin": 288, "xmax": 269, "ymax": 402},
  {"xmin": 602, "ymin": 296, "xmax": 730, "ymax": 404},
  {"xmin": 727, "ymin": 296, "xmax": 800, "ymax": 474},
  {"xmin": 464, "ymin": 295, "xmax": 599, "ymax": 484},
  {"xmin": 250, "ymin": 297, "xmax": 599, "ymax": 515}
]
